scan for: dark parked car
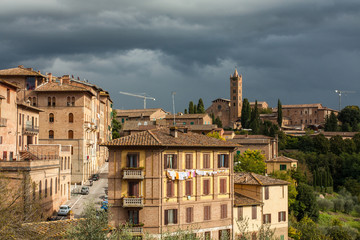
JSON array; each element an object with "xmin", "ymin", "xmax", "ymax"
[{"xmin": 91, "ymin": 174, "xmax": 99, "ymax": 181}]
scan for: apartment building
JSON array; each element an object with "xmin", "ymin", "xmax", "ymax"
[
  {"xmin": 0, "ymin": 144, "xmax": 71, "ymax": 218},
  {"xmin": 266, "ymin": 156, "xmax": 298, "ymax": 174},
  {"xmin": 164, "ymin": 113, "xmax": 213, "ymax": 126},
  {"xmin": 115, "ymin": 108, "xmax": 167, "ymax": 124},
  {"xmin": 103, "ymin": 127, "xmax": 238, "ymax": 239},
  {"xmin": 233, "ymin": 172, "xmax": 289, "ymax": 240}
]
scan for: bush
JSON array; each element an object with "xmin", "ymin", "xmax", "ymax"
[
  {"xmin": 344, "ymin": 198, "xmax": 354, "ymax": 214},
  {"xmin": 332, "ymin": 198, "xmax": 345, "ymax": 212},
  {"xmin": 317, "ymin": 198, "xmax": 334, "ymax": 211},
  {"xmin": 354, "ymin": 205, "xmax": 360, "ymax": 216}
]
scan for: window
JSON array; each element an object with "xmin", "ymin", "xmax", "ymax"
[
  {"xmin": 72, "ymin": 97, "xmax": 75, "ymax": 106},
  {"xmin": 233, "ymin": 89, "xmax": 236, "ymax": 93},
  {"xmin": 203, "ymin": 153, "xmax": 210, "ymax": 168},
  {"xmin": 186, "ymin": 207, "xmax": 193, "ymax": 223},
  {"xmin": 52, "ymin": 97, "xmax": 56, "ymax": 106},
  {"xmin": 128, "ymin": 210, "xmax": 139, "ymax": 224},
  {"xmin": 238, "ymin": 207, "xmax": 243, "ymax": 220},
  {"xmin": 204, "ymin": 232, "xmax": 211, "ymax": 240},
  {"xmin": 26, "ymin": 77, "xmax": 36, "ymax": 90},
  {"xmin": 68, "ymin": 130, "xmax": 73, "ymax": 139},
  {"xmin": 32, "ymin": 97, "xmax": 36, "ymax": 106},
  {"xmin": 203, "ymin": 179, "xmax": 210, "ymax": 195},
  {"xmin": 50, "ymin": 179, "xmax": 53, "ymax": 196},
  {"xmin": 0, "ymin": 136, "xmax": 2, "ymax": 144},
  {"xmin": 252, "ymin": 206, "xmax": 257, "ymax": 219},
  {"xmin": 220, "ymin": 204, "xmax": 227, "ymax": 219},
  {"xmin": 218, "ymin": 154, "xmax": 229, "ymax": 168},
  {"xmin": 128, "ymin": 181, "xmax": 139, "ymax": 197},
  {"xmin": 164, "ymin": 154, "xmax": 177, "ymax": 169},
  {"xmin": 264, "ymin": 186, "xmax": 269, "ymax": 200},
  {"xmin": 9, "ymin": 152, "xmax": 13, "ymax": 161},
  {"xmin": 3, "ymin": 151, "xmax": 7, "ymax": 161},
  {"xmin": 190, "ymin": 122, "xmax": 194, "ymax": 125},
  {"xmin": 39, "ymin": 181, "xmax": 42, "ymax": 199},
  {"xmin": 263, "ymin": 214, "xmax": 271, "ymax": 224},
  {"xmin": 219, "ymin": 230, "xmax": 230, "ymax": 240},
  {"xmin": 19, "ymin": 113, "xmax": 21, "ymax": 125},
  {"xmin": 220, "ymin": 178, "xmax": 227, "ymax": 194},
  {"xmin": 167, "ymin": 180, "xmax": 174, "ymax": 197},
  {"xmin": 278, "ymin": 211, "xmax": 286, "ymax": 222},
  {"xmin": 127, "ymin": 153, "xmax": 139, "ymax": 168},
  {"xmin": 185, "ymin": 154, "xmax": 193, "ymax": 169},
  {"xmin": 164, "ymin": 209, "xmax": 177, "ymax": 225},
  {"xmin": 19, "ymin": 136, "xmax": 21, "ymax": 147},
  {"xmin": 233, "ymin": 96, "xmax": 236, "ymax": 100},
  {"xmin": 280, "ymin": 164, "xmax": 287, "ymax": 171},
  {"xmin": 48, "ymin": 97, "xmax": 51, "ymax": 106},
  {"xmin": 55, "ymin": 177, "xmax": 57, "ymax": 194},
  {"xmin": 69, "ymin": 113, "xmax": 74, "ymax": 123},
  {"xmin": 49, "ymin": 113, "xmax": 54, "ymax": 122},
  {"xmin": 49, "ymin": 130, "xmax": 54, "ymax": 139},
  {"xmin": 45, "ymin": 179, "xmax": 48, "ymax": 198},
  {"xmin": 204, "ymin": 206, "xmax": 211, "ymax": 220},
  {"xmin": 7, "ymin": 89, "xmax": 10, "ymax": 103},
  {"xmin": 185, "ymin": 180, "xmax": 192, "ymax": 196},
  {"xmin": 67, "ymin": 97, "xmax": 71, "ymax": 106}
]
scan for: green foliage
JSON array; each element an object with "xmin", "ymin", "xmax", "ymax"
[
  {"xmin": 338, "ymin": 106, "xmax": 360, "ymax": 131},
  {"xmin": 188, "ymin": 101, "xmax": 194, "ymax": 114},
  {"xmin": 259, "ymin": 108, "xmax": 273, "ymax": 114},
  {"xmin": 325, "ymin": 112, "xmax": 338, "ymax": 131},
  {"xmin": 111, "ymin": 110, "xmax": 122, "ymax": 139},
  {"xmin": 206, "ymin": 131, "xmax": 225, "ymax": 141},
  {"xmin": 291, "ymin": 216, "xmax": 324, "ymax": 240},
  {"xmin": 249, "ymin": 100, "xmax": 261, "ymax": 134},
  {"xmin": 214, "ymin": 116, "xmax": 223, "ymax": 128},
  {"xmin": 317, "ymin": 198, "xmax": 334, "ymax": 211},
  {"xmin": 193, "ymin": 104, "xmax": 197, "ymax": 114},
  {"xmin": 241, "ymin": 98, "xmax": 251, "ymax": 129},
  {"xmin": 293, "ymin": 183, "xmax": 319, "ymax": 221},
  {"xmin": 312, "ymin": 134, "xmax": 330, "ymax": 154},
  {"xmin": 197, "ymin": 98, "xmax": 205, "ymax": 113},
  {"xmin": 184, "ymin": 109, "xmax": 188, "ymax": 114},
  {"xmin": 277, "ymin": 99, "xmax": 282, "ymax": 127},
  {"xmin": 234, "ymin": 149, "xmax": 266, "ymax": 174}
]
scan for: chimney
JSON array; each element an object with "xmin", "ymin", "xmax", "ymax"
[
  {"xmin": 47, "ymin": 73, "xmax": 53, "ymax": 82},
  {"xmin": 62, "ymin": 75, "xmax": 70, "ymax": 84},
  {"xmin": 169, "ymin": 127, "xmax": 178, "ymax": 138},
  {"xmin": 59, "ymin": 78, "xmax": 63, "ymax": 85}
]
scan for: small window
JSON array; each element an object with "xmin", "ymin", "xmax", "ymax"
[
  {"xmin": 265, "ymin": 186, "xmax": 269, "ymax": 200},
  {"xmin": 68, "ymin": 130, "xmax": 73, "ymax": 139},
  {"xmin": 185, "ymin": 180, "xmax": 192, "ymax": 196},
  {"xmin": 167, "ymin": 180, "xmax": 174, "ymax": 197},
  {"xmin": 203, "ymin": 153, "xmax": 210, "ymax": 168},
  {"xmin": 263, "ymin": 214, "xmax": 271, "ymax": 224},
  {"xmin": 280, "ymin": 164, "xmax": 287, "ymax": 171},
  {"xmin": 32, "ymin": 97, "xmax": 36, "ymax": 106},
  {"xmin": 49, "ymin": 130, "xmax": 54, "ymax": 139},
  {"xmin": 55, "ymin": 177, "xmax": 58, "ymax": 194},
  {"xmin": 9, "ymin": 152, "xmax": 13, "ymax": 161},
  {"xmin": 186, "ymin": 207, "xmax": 193, "ymax": 223},
  {"xmin": 67, "ymin": 96, "xmax": 71, "ymax": 106},
  {"xmin": 69, "ymin": 113, "xmax": 74, "ymax": 123},
  {"xmin": 252, "ymin": 206, "xmax": 257, "ymax": 219},
  {"xmin": 164, "ymin": 209, "xmax": 177, "ymax": 225},
  {"xmin": 164, "ymin": 154, "xmax": 177, "ymax": 169},
  {"xmin": 71, "ymin": 97, "xmax": 75, "ymax": 106},
  {"xmin": 3, "ymin": 151, "xmax": 7, "ymax": 161},
  {"xmin": 52, "ymin": 97, "xmax": 56, "ymax": 106},
  {"xmin": 49, "ymin": 113, "xmax": 54, "ymax": 123},
  {"xmin": 127, "ymin": 153, "xmax": 139, "ymax": 168},
  {"xmin": 45, "ymin": 179, "xmax": 48, "ymax": 198},
  {"xmin": 203, "ymin": 179, "xmax": 210, "ymax": 195},
  {"xmin": 218, "ymin": 154, "xmax": 229, "ymax": 168},
  {"xmin": 204, "ymin": 206, "xmax": 211, "ymax": 220},
  {"xmin": 238, "ymin": 207, "xmax": 243, "ymax": 220},
  {"xmin": 220, "ymin": 178, "xmax": 227, "ymax": 194},
  {"xmin": 7, "ymin": 89, "xmax": 10, "ymax": 103},
  {"xmin": 128, "ymin": 210, "xmax": 139, "ymax": 225},
  {"xmin": 50, "ymin": 179, "xmax": 53, "ymax": 196},
  {"xmin": 48, "ymin": 97, "xmax": 51, "ymax": 106},
  {"xmin": 278, "ymin": 211, "xmax": 286, "ymax": 222},
  {"xmin": 185, "ymin": 154, "xmax": 193, "ymax": 169},
  {"xmin": 220, "ymin": 204, "xmax": 227, "ymax": 219}
]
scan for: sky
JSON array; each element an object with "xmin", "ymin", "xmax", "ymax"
[{"xmin": 1, "ymin": 0, "xmax": 360, "ymax": 112}]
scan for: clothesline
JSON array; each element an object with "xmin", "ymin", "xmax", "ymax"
[{"xmin": 166, "ymin": 169, "xmax": 227, "ymax": 181}]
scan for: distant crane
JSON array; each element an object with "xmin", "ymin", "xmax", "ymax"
[
  {"xmin": 119, "ymin": 91, "xmax": 155, "ymax": 109},
  {"xmin": 334, "ymin": 90, "xmax": 355, "ymax": 111}
]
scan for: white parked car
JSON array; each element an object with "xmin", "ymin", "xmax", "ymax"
[{"xmin": 58, "ymin": 205, "xmax": 71, "ymax": 216}]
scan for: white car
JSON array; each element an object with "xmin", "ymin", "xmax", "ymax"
[{"xmin": 58, "ymin": 205, "xmax": 71, "ymax": 216}]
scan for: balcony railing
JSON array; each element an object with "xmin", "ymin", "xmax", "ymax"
[
  {"xmin": 130, "ymin": 227, "xmax": 143, "ymax": 234},
  {"xmin": 123, "ymin": 197, "xmax": 143, "ymax": 208},
  {"xmin": 23, "ymin": 124, "xmax": 39, "ymax": 133},
  {"xmin": 123, "ymin": 169, "xmax": 144, "ymax": 180},
  {"xmin": 0, "ymin": 118, "xmax": 7, "ymax": 127}
]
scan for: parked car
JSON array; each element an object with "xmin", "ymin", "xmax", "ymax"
[
  {"xmin": 91, "ymin": 174, "xmax": 99, "ymax": 181},
  {"xmin": 81, "ymin": 186, "xmax": 89, "ymax": 195},
  {"xmin": 58, "ymin": 205, "xmax": 71, "ymax": 216}
]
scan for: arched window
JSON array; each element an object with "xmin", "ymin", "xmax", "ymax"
[
  {"xmin": 67, "ymin": 97, "xmax": 71, "ymax": 106},
  {"xmin": 28, "ymin": 97, "xmax": 32, "ymax": 104},
  {"xmin": 71, "ymin": 97, "xmax": 75, "ymax": 106},
  {"xmin": 49, "ymin": 130, "xmax": 54, "ymax": 139},
  {"xmin": 55, "ymin": 177, "xmax": 58, "ymax": 194},
  {"xmin": 52, "ymin": 97, "xmax": 56, "ymax": 106},
  {"xmin": 48, "ymin": 97, "xmax": 51, "ymax": 106},
  {"xmin": 68, "ymin": 130, "xmax": 74, "ymax": 139},
  {"xmin": 32, "ymin": 97, "xmax": 36, "ymax": 106},
  {"xmin": 39, "ymin": 181, "xmax": 42, "ymax": 199},
  {"xmin": 50, "ymin": 179, "xmax": 53, "ymax": 196},
  {"xmin": 69, "ymin": 113, "xmax": 74, "ymax": 123},
  {"xmin": 45, "ymin": 179, "xmax": 48, "ymax": 198},
  {"xmin": 49, "ymin": 113, "xmax": 54, "ymax": 123}
]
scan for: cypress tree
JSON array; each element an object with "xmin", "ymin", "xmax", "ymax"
[
  {"xmin": 241, "ymin": 98, "xmax": 251, "ymax": 129},
  {"xmin": 184, "ymin": 109, "xmax": 188, "ymax": 114},
  {"xmin": 313, "ymin": 170, "xmax": 317, "ymax": 187},
  {"xmin": 277, "ymin": 99, "xmax": 282, "ymax": 127},
  {"xmin": 197, "ymin": 98, "xmax": 205, "ymax": 113},
  {"xmin": 250, "ymin": 100, "xmax": 260, "ymax": 134},
  {"xmin": 193, "ymin": 104, "xmax": 197, "ymax": 114},
  {"xmin": 188, "ymin": 101, "xmax": 194, "ymax": 114}
]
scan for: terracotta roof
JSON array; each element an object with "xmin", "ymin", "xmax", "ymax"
[
  {"xmin": 22, "ymin": 218, "xmax": 83, "ymax": 238},
  {"xmin": 282, "ymin": 103, "xmax": 324, "ymax": 108},
  {"xmin": 17, "ymin": 102, "xmax": 44, "ymax": 112},
  {"xmin": 166, "ymin": 114, "xmax": 210, "ymax": 119},
  {"xmin": 266, "ymin": 156, "xmax": 298, "ymax": 163},
  {"xmin": 20, "ymin": 151, "xmax": 39, "ymax": 161},
  {"xmin": 115, "ymin": 108, "xmax": 167, "ymax": 118},
  {"xmin": 0, "ymin": 79, "xmax": 20, "ymax": 89},
  {"xmin": 234, "ymin": 172, "xmax": 289, "ymax": 186},
  {"xmin": 318, "ymin": 132, "xmax": 359, "ymax": 137},
  {"xmin": 234, "ymin": 192, "xmax": 262, "ymax": 206},
  {"xmin": 186, "ymin": 124, "xmax": 217, "ymax": 131},
  {"xmin": 233, "ymin": 135, "xmax": 272, "ymax": 139},
  {"xmin": 103, "ymin": 127, "xmax": 239, "ymax": 148},
  {"xmin": 35, "ymin": 81, "xmax": 92, "ymax": 93},
  {"xmin": 0, "ymin": 66, "xmax": 46, "ymax": 77}
]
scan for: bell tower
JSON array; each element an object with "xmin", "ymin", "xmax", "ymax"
[{"xmin": 230, "ymin": 69, "xmax": 242, "ymax": 123}]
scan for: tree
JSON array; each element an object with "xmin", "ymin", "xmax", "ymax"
[
  {"xmin": 330, "ymin": 135, "xmax": 346, "ymax": 155},
  {"xmin": 111, "ymin": 110, "xmax": 122, "ymax": 139},
  {"xmin": 338, "ymin": 105, "xmax": 360, "ymax": 131},
  {"xmin": 184, "ymin": 109, "xmax": 188, "ymax": 114},
  {"xmin": 193, "ymin": 104, "xmax": 197, "ymax": 114},
  {"xmin": 354, "ymin": 133, "xmax": 360, "ymax": 152},
  {"xmin": 197, "ymin": 98, "xmax": 205, "ymax": 113},
  {"xmin": 188, "ymin": 101, "xmax": 194, "ymax": 114},
  {"xmin": 312, "ymin": 134, "xmax": 330, "ymax": 154},
  {"xmin": 206, "ymin": 131, "xmax": 225, "ymax": 141},
  {"xmin": 291, "ymin": 216, "xmax": 325, "ymax": 240},
  {"xmin": 241, "ymin": 98, "xmax": 251, "ymax": 129},
  {"xmin": 277, "ymin": 99, "xmax": 282, "ymax": 127},
  {"xmin": 325, "ymin": 112, "xmax": 338, "ymax": 132},
  {"xmin": 293, "ymin": 183, "xmax": 319, "ymax": 221},
  {"xmin": 234, "ymin": 149, "xmax": 266, "ymax": 174},
  {"xmin": 214, "ymin": 117, "xmax": 223, "ymax": 128},
  {"xmin": 249, "ymin": 100, "xmax": 261, "ymax": 134}
]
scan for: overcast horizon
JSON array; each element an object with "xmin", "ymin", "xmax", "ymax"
[{"xmin": 1, "ymin": 0, "xmax": 360, "ymax": 112}]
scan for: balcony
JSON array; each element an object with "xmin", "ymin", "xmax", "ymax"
[
  {"xmin": 123, "ymin": 197, "xmax": 143, "ymax": 208},
  {"xmin": 123, "ymin": 169, "xmax": 144, "ymax": 180},
  {"xmin": 129, "ymin": 227, "xmax": 143, "ymax": 235},
  {"xmin": 23, "ymin": 124, "xmax": 39, "ymax": 134},
  {"xmin": 0, "ymin": 118, "xmax": 7, "ymax": 127}
]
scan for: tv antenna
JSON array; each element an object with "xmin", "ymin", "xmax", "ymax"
[
  {"xmin": 334, "ymin": 90, "xmax": 355, "ymax": 111},
  {"xmin": 171, "ymin": 92, "xmax": 176, "ymax": 126},
  {"xmin": 119, "ymin": 91, "xmax": 155, "ymax": 109}
]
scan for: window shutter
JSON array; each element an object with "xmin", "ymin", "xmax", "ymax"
[
  {"xmin": 174, "ymin": 209, "xmax": 178, "ymax": 224},
  {"xmin": 134, "ymin": 182, "xmax": 139, "ymax": 197},
  {"xmin": 126, "ymin": 154, "xmax": 130, "ymax": 167},
  {"xmin": 164, "ymin": 154, "xmax": 168, "ymax": 169},
  {"xmin": 218, "ymin": 155, "xmax": 221, "ymax": 168},
  {"xmin": 189, "ymin": 154, "xmax": 193, "ymax": 169},
  {"xmin": 224, "ymin": 154, "xmax": 229, "ymax": 167},
  {"xmin": 173, "ymin": 155, "xmax": 177, "ymax": 169},
  {"xmin": 252, "ymin": 206, "xmax": 257, "ymax": 219},
  {"xmin": 185, "ymin": 154, "xmax": 190, "ymax": 169},
  {"xmin": 284, "ymin": 212, "xmax": 286, "ymax": 221},
  {"xmin": 269, "ymin": 214, "xmax": 271, "ymax": 223},
  {"xmin": 165, "ymin": 210, "xmax": 168, "ymax": 225},
  {"xmin": 278, "ymin": 212, "xmax": 281, "ymax": 222},
  {"xmin": 167, "ymin": 181, "xmax": 172, "ymax": 197},
  {"xmin": 191, "ymin": 207, "xmax": 194, "ymax": 222},
  {"xmin": 203, "ymin": 180, "xmax": 209, "ymax": 195},
  {"xmin": 238, "ymin": 207, "xmax": 243, "ymax": 219},
  {"xmin": 265, "ymin": 186, "xmax": 269, "ymax": 200}
]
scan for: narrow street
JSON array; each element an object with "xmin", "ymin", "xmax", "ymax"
[{"xmin": 66, "ymin": 162, "xmax": 108, "ymax": 218}]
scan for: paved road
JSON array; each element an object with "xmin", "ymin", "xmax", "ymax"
[{"xmin": 66, "ymin": 162, "xmax": 108, "ymax": 218}]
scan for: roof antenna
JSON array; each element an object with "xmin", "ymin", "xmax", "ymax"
[{"xmin": 171, "ymin": 91, "xmax": 176, "ymax": 126}]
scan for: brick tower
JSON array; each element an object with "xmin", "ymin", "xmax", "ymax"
[{"xmin": 230, "ymin": 69, "xmax": 242, "ymax": 124}]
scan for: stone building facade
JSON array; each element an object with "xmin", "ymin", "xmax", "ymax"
[{"xmin": 104, "ymin": 127, "xmax": 237, "ymax": 239}]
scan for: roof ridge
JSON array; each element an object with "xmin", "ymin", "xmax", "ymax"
[
  {"xmin": 250, "ymin": 172, "xmax": 263, "ymax": 185},
  {"xmin": 148, "ymin": 129, "xmax": 162, "ymax": 144}
]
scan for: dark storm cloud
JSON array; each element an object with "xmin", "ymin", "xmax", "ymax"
[{"xmin": 1, "ymin": 0, "xmax": 360, "ymax": 111}]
